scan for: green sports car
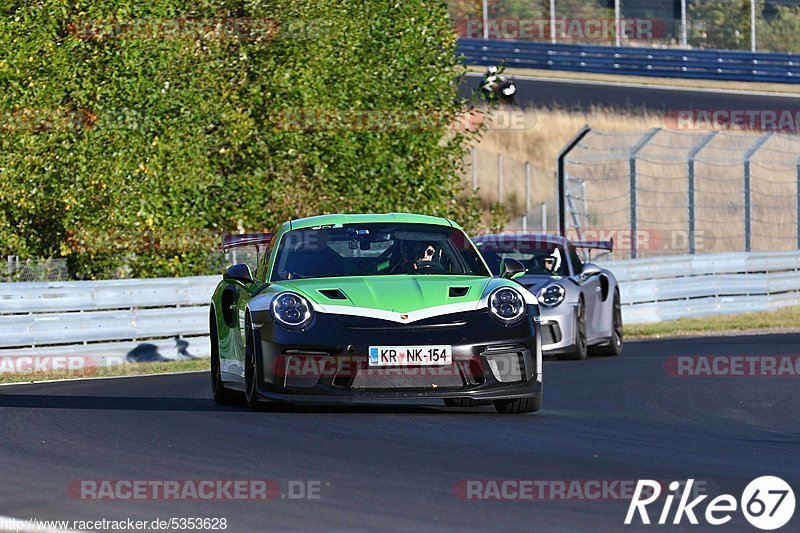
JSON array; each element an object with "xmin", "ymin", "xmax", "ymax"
[{"xmin": 210, "ymin": 213, "xmax": 543, "ymax": 414}]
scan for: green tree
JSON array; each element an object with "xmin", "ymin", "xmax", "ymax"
[
  {"xmin": 0, "ymin": 0, "xmax": 479, "ymax": 278},
  {"xmin": 687, "ymin": 0, "xmax": 756, "ymax": 50}
]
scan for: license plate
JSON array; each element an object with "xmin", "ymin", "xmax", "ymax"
[{"xmin": 368, "ymin": 345, "xmax": 452, "ymax": 367}]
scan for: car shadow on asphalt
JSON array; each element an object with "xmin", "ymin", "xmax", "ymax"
[{"xmin": 0, "ymin": 393, "xmax": 506, "ymax": 415}]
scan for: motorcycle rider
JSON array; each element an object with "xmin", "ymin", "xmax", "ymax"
[{"xmin": 480, "ymin": 65, "xmax": 515, "ymax": 104}]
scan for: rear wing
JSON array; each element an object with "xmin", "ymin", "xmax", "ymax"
[
  {"xmin": 574, "ymin": 240, "xmax": 613, "ymax": 253},
  {"xmin": 222, "ymin": 232, "xmax": 274, "ymax": 252}
]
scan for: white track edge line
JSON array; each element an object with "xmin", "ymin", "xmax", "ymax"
[{"xmin": 465, "ymin": 71, "xmax": 800, "ymax": 99}]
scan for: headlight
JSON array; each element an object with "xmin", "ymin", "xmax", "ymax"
[
  {"xmin": 538, "ymin": 284, "xmax": 565, "ymax": 307},
  {"xmin": 271, "ymin": 292, "xmax": 313, "ymax": 329},
  {"xmin": 489, "ymin": 287, "xmax": 526, "ymax": 324}
]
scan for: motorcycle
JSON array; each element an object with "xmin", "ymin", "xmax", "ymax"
[{"xmin": 480, "ymin": 73, "xmax": 517, "ymax": 106}]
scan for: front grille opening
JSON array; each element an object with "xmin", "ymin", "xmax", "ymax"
[
  {"xmin": 484, "ymin": 352, "xmax": 525, "ymax": 383},
  {"xmin": 351, "ymin": 364, "xmax": 465, "ymax": 390}
]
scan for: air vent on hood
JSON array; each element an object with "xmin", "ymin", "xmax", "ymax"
[
  {"xmin": 449, "ymin": 286, "xmax": 470, "ymax": 298},
  {"xmin": 318, "ymin": 289, "xmax": 347, "ymax": 300}
]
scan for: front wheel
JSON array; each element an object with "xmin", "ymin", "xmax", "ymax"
[
  {"xmin": 211, "ymin": 313, "xmax": 242, "ymax": 405},
  {"xmin": 493, "ymin": 396, "xmax": 541, "ymax": 414},
  {"xmin": 244, "ymin": 317, "xmax": 261, "ymax": 410},
  {"xmin": 557, "ymin": 299, "xmax": 588, "ymax": 361},
  {"xmin": 592, "ymin": 290, "xmax": 623, "ymax": 356}
]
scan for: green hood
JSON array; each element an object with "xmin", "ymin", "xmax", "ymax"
[{"xmin": 276, "ymin": 275, "xmax": 490, "ymax": 313}]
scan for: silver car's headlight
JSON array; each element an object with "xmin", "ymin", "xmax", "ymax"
[
  {"xmin": 489, "ymin": 287, "xmax": 526, "ymax": 324},
  {"xmin": 271, "ymin": 292, "xmax": 313, "ymax": 329},
  {"xmin": 538, "ymin": 284, "xmax": 565, "ymax": 307}
]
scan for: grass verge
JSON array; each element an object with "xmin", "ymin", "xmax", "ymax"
[
  {"xmin": 0, "ymin": 358, "xmax": 209, "ymax": 385},
  {"xmin": 626, "ymin": 306, "xmax": 800, "ymax": 339}
]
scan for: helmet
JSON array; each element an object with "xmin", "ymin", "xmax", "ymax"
[
  {"xmin": 486, "ymin": 65, "xmax": 498, "ymax": 77},
  {"xmin": 546, "ymin": 248, "xmax": 562, "ymax": 272}
]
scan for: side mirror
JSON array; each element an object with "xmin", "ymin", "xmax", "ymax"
[
  {"xmin": 500, "ymin": 258, "xmax": 526, "ymax": 280},
  {"xmin": 223, "ymin": 263, "xmax": 254, "ymax": 284},
  {"xmin": 580, "ymin": 263, "xmax": 602, "ymax": 280}
]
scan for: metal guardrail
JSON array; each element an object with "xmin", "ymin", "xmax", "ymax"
[
  {"xmin": 457, "ymin": 38, "xmax": 800, "ymax": 83},
  {"xmin": 0, "ymin": 250, "xmax": 798, "ymax": 371},
  {"xmin": 0, "ymin": 276, "xmax": 218, "ymax": 369},
  {"xmin": 600, "ymin": 250, "xmax": 800, "ymax": 324}
]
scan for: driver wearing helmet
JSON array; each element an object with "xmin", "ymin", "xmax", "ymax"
[
  {"xmin": 418, "ymin": 244, "xmax": 436, "ymax": 262},
  {"xmin": 544, "ymin": 248, "xmax": 562, "ymax": 275}
]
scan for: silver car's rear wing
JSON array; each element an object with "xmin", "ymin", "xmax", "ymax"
[{"xmin": 573, "ymin": 240, "xmax": 613, "ymax": 253}]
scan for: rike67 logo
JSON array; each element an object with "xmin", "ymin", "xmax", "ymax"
[{"xmin": 626, "ymin": 477, "xmax": 795, "ymax": 530}]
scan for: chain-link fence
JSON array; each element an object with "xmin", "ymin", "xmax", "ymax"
[
  {"xmin": 563, "ymin": 129, "xmax": 800, "ymax": 259},
  {"xmin": 3, "ymin": 256, "xmax": 70, "ymax": 282},
  {"xmin": 466, "ymin": 146, "xmax": 559, "ymax": 232},
  {"xmin": 449, "ymin": 0, "xmax": 800, "ymax": 53}
]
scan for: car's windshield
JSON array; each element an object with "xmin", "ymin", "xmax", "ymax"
[
  {"xmin": 271, "ymin": 223, "xmax": 491, "ymax": 281},
  {"xmin": 476, "ymin": 240, "xmax": 569, "ymax": 277}
]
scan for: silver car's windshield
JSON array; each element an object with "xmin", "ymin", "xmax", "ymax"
[{"xmin": 477, "ymin": 242, "xmax": 569, "ymax": 277}]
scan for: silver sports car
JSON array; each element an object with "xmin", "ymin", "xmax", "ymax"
[{"xmin": 474, "ymin": 234, "xmax": 622, "ymax": 360}]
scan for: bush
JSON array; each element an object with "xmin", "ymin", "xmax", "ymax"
[{"xmin": 0, "ymin": 0, "xmax": 479, "ymax": 278}]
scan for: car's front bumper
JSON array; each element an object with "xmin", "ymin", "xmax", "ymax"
[
  {"xmin": 539, "ymin": 303, "xmax": 578, "ymax": 355},
  {"xmin": 249, "ymin": 308, "xmax": 542, "ymax": 403}
]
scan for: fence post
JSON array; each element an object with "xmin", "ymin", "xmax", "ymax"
[
  {"xmin": 557, "ymin": 125, "xmax": 591, "ymax": 236},
  {"xmin": 525, "ymin": 161, "xmax": 532, "ymax": 217},
  {"xmin": 629, "ymin": 128, "xmax": 661, "ymax": 259},
  {"xmin": 797, "ymin": 156, "xmax": 800, "ymax": 250},
  {"xmin": 743, "ymin": 133, "xmax": 772, "ymax": 252},
  {"xmin": 541, "ymin": 202, "xmax": 547, "ymax": 233},
  {"xmin": 482, "ymin": 0, "xmax": 489, "ymax": 40},
  {"xmin": 687, "ymin": 132, "xmax": 718, "ymax": 254},
  {"xmin": 497, "ymin": 154, "xmax": 503, "ymax": 204}
]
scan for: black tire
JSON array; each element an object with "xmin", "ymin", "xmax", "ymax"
[
  {"xmin": 210, "ymin": 311, "xmax": 242, "ymax": 406},
  {"xmin": 557, "ymin": 298, "xmax": 588, "ymax": 361},
  {"xmin": 443, "ymin": 398, "xmax": 480, "ymax": 408},
  {"xmin": 244, "ymin": 316, "xmax": 261, "ymax": 410},
  {"xmin": 591, "ymin": 290, "xmax": 623, "ymax": 356},
  {"xmin": 493, "ymin": 396, "xmax": 541, "ymax": 414}
]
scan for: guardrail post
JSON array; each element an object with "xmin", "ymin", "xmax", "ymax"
[
  {"xmin": 497, "ymin": 154, "xmax": 504, "ymax": 204},
  {"xmin": 743, "ymin": 133, "xmax": 772, "ymax": 252},
  {"xmin": 557, "ymin": 125, "xmax": 592, "ymax": 237},
  {"xmin": 687, "ymin": 132, "xmax": 718, "ymax": 254},
  {"xmin": 629, "ymin": 128, "xmax": 661, "ymax": 259},
  {"xmin": 797, "ymin": 156, "xmax": 800, "ymax": 249}
]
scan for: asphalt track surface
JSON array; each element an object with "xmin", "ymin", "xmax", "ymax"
[
  {"xmin": 1, "ymin": 334, "xmax": 798, "ymax": 532},
  {"xmin": 462, "ymin": 73, "xmax": 800, "ymax": 113}
]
